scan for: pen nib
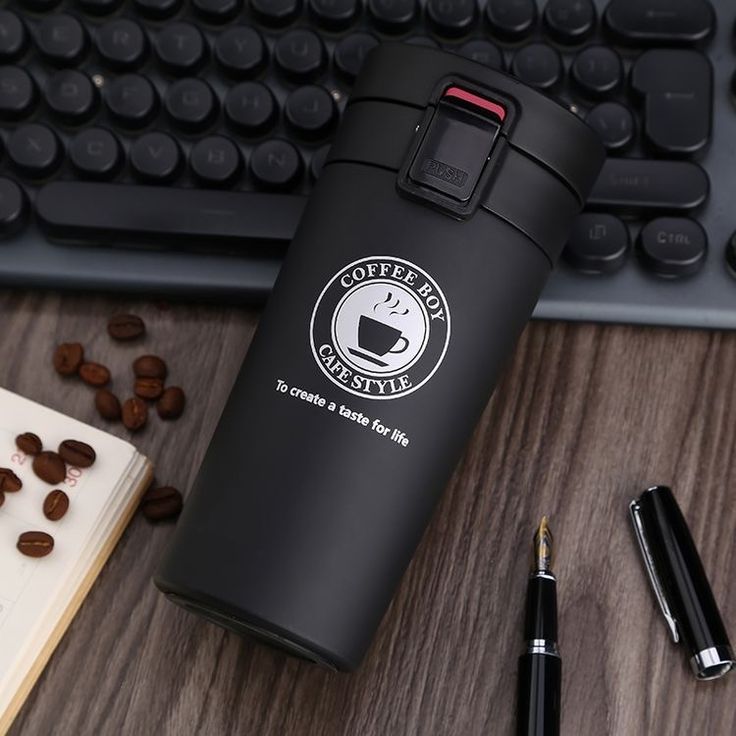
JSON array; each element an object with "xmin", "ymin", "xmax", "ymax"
[{"xmin": 533, "ymin": 516, "xmax": 553, "ymax": 574}]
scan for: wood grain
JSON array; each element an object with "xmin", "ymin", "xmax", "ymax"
[{"xmin": 1, "ymin": 290, "xmax": 734, "ymax": 736}]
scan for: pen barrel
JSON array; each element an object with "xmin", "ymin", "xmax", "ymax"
[
  {"xmin": 517, "ymin": 652, "xmax": 561, "ymax": 736},
  {"xmin": 524, "ymin": 575, "xmax": 558, "ymax": 645}
]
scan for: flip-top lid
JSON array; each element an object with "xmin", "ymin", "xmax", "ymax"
[{"xmin": 351, "ymin": 43, "xmax": 604, "ymax": 205}]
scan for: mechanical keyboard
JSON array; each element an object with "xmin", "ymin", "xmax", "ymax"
[{"xmin": 0, "ymin": 0, "xmax": 734, "ymax": 328}]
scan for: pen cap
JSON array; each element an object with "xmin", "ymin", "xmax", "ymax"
[{"xmin": 630, "ymin": 485, "xmax": 734, "ymax": 680}]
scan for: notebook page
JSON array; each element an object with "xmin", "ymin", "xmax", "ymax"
[{"xmin": 0, "ymin": 387, "xmax": 140, "ymax": 709}]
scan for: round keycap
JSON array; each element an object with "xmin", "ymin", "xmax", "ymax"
[
  {"xmin": 106, "ymin": 74, "xmax": 158, "ymax": 128},
  {"xmin": 131, "ymin": 132, "xmax": 181, "ymax": 182},
  {"xmin": 309, "ymin": 0, "xmax": 360, "ymax": 30},
  {"xmin": 165, "ymin": 78, "xmax": 218, "ymax": 132},
  {"xmin": 134, "ymin": 0, "xmax": 182, "ymax": 19},
  {"xmin": 251, "ymin": 0, "xmax": 302, "ymax": 26},
  {"xmin": 285, "ymin": 85, "xmax": 336, "ymax": 139},
  {"xmin": 426, "ymin": 0, "xmax": 477, "ymax": 38},
  {"xmin": 334, "ymin": 33, "xmax": 378, "ymax": 83},
  {"xmin": 215, "ymin": 26, "xmax": 266, "ymax": 77},
  {"xmin": 45, "ymin": 69, "xmax": 97, "ymax": 124},
  {"xmin": 485, "ymin": 0, "xmax": 537, "ymax": 42},
  {"xmin": 155, "ymin": 23, "xmax": 207, "ymax": 75},
  {"xmin": 0, "ymin": 177, "xmax": 28, "ymax": 238},
  {"xmin": 367, "ymin": 0, "xmax": 417, "ymax": 34},
  {"xmin": 190, "ymin": 135, "xmax": 242, "ymax": 186},
  {"xmin": 70, "ymin": 127, "xmax": 122, "ymax": 178},
  {"xmin": 571, "ymin": 45, "xmax": 622, "ymax": 98},
  {"xmin": 725, "ymin": 232, "xmax": 736, "ymax": 277},
  {"xmin": 457, "ymin": 39, "xmax": 503, "ymax": 69},
  {"xmin": 310, "ymin": 144, "xmax": 330, "ymax": 180},
  {"xmin": 638, "ymin": 217, "xmax": 707, "ymax": 278},
  {"xmin": 193, "ymin": 0, "xmax": 242, "ymax": 23},
  {"xmin": 77, "ymin": 0, "xmax": 123, "ymax": 15},
  {"xmin": 7, "ymin": 124, "xmax": 62, "ymax": 178},
  {"xmin": 0, "ymin": 10, "xmax": 28, "ymax": 62},
  {"xmin": 96, "ymin": 19, "xmax": 148, "ymax": 70},
  {"xmin": 224, "ymin": 81, "xmax": 277, "ymax": 135},
  {"xmin": 0, "ymin": 66, "xmax": 37, "ymax": 119},
  {"xmin": 543, "ymin": 0, "xmax": 596, "ymax": 45},
  {"xmin": 274, "ymin": 29, "xmax": 326, "ymax": 82},
  {"xmin": 250, "ymin": 139, "xmax": 302, "ymax": 189},
  {"xmin": 564, "ymin": 213, "xmax": 629, "ymax": 274},
  {"xmin": 511, "ymin": 43, "xmax": 562, "ymax": 90},
  {"xmin": 36, "ymin": 14, "xmax": 88, "ymax": 66},
  {"xmin": 586, "ymin": 102, "xmax": 634, "ymax": 152}
]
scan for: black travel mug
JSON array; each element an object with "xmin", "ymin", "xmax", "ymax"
[{"xmin": 155, "ymin": 44, "xmax": 604, "ymax": 671}]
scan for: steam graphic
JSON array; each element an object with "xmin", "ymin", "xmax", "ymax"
[{"xmin": 373, "ymin": 291, "xmax": 409, "ymax": 317}]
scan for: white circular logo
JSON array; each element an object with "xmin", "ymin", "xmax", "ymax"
[{"xmin": 310, "ymin": 256, "xmax": 451, "ymax": 400}]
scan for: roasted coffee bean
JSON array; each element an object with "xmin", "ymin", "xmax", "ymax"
[
  {"xmin": 17, "ymin": 531, "xmax": 54, "ymax": 557},
  {"xmin": 33, "ymin": 451, "xmax": 67, "ymax": 484},
  {"xmin": 15, "ymin": 431, "xmax": 43, "ymax": 455},
  {"xmin": 132, "ymin": 354, "xmax": 167, "ymax": 380},
  {"xmin": 58, "ymin": 439, "xmax": 96, "ymax": 468},
  {"xmin": 0, "ymin": 467, "xmax": 22, "ymax": 492},
  {"xmin": 95, "ymin": 388, "xmax": 121, "ymax": 420},
  {"xmin": 43, "ymin": 489, "xmax": 70, "ymax": 521},
  {"xmin": 79, "ymin": 362, "xmax": 111, "ymax": 387},
  {"xmin": 122, "ymin": 396, "xmax": 148, "ymax": 431},
  {"xmin": 140, "ymin": 485, "xmax": 183, "ymax": 521},
  {"xmin": 53, "ymin": 342, "xmax": 84, "ymax": 376},
  {"xmin": 108, "ymin": 313, "xmax": 146, "ymax": 341},
  {"xmin": 134, "ymin": 377, "xmax": 164, "ymax": 401},
  {"xmin": 0, "ymin": 491, "xmax": 4, "ymax": 508},
  {"xmin": 157, "ymin": 386, "xmax": 186, "ymax": 420}
]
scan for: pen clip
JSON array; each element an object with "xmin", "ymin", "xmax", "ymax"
[{"xmin": 629, "ymin": 499, "xmax": 680, "ymax": 644}]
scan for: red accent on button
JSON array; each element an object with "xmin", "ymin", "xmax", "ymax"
[{"xmin": 443, "ymin": 86, "xmax": 506, "ymax": 121}]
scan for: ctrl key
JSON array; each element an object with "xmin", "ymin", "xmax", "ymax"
[
  {"xmin": 0, "ymin": 177, "xmax": 28, "ymax": 238},
  {"xmin": 637, "ymin": 217, "xmax": 707, "ymax": 278},
  {"xmin": 564, "ymin": 213, "xmax": 629, "ymax": 274}
]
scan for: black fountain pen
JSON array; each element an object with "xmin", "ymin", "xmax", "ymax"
[{"xmin": 517, "ymin": 517, "xmax": 561, "ymax": 736}]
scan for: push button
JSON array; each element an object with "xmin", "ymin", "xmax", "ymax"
[{"xmin": 409, "ymin": 86, "xmax": 505, "ymax": 203}]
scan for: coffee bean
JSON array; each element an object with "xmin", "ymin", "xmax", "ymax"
[
  {"xmin": 58, "ymin": 439, "xmax": 96, "ymax": 468},
  {"xmin": 53, "ymin": 342, "xmax": 84, "ymax": 376},
  {"xmin": 17, "ymin": 531, "xmax": 54, "ymax": 557},
  {"xmin": 122, "ymin": 397, "xmax": 148, "ymax": 431},
  {"xmin": 157, "ymin": 386, "xmax": 186, "ymax": 420},
  {"xmin": 135, "ymin": 377, "xmax": 164, "ymax": 401},
  {"xmin": 0, "ymin": 491, "xmax": 4, "ymax": 508},
  {"xmin": 79, "ymin": 362, "xmax": 111, "ymax": 387},
  {"xmin": 141, "ymin": 485, "xmax": 183, "ymax": 521},
  {"xmin": 108, "ymin": 313, "xmax": 146, "ymax": 341},
  {"xmin": 95, "ymin": 388, "xmax": 121, "ymax": 421},
  {"xmin": 0, "ymin": 468, "xmax": 22, "ymax": 492},
  {"xmin": 15, "ymin": 431, "xmax": 43, "ymax": 455},
  {"xmin": 33, "ymin": 451, "xmax": 67, "ymax": 485},
  {"xmin": 133, "ymin": 355, "xmax": 167, "ymax": 380},
  {"xmin": 43, "ymin": 489, "xmax": 70, "ymax": 521}
]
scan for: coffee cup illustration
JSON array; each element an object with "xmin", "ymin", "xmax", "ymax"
[{"xmin": 348, "ymin": 315, "xmax": 409, "ymax": 367}]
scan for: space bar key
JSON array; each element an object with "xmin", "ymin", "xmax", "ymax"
[{"xmin": 36, "ymin": 182, "xmax": 306, "ymax": 247}]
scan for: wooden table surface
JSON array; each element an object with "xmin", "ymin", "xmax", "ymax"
[{"xmin": 2, "ymin": 290, "xmax": 734, "ymax": 736}]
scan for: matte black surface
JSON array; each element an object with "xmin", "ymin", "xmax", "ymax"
[
  {"xmin": 155, "ymin": 45, "xmax": 603, "ymax": 669},
  {"xmin": 636, "ymin": 485, "xmax": 732, "ymax": 669}
]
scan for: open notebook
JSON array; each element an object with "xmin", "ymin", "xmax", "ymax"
[{"xmin": 0, "ymin": 387, "xmax": 152, "ymax": 735}]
